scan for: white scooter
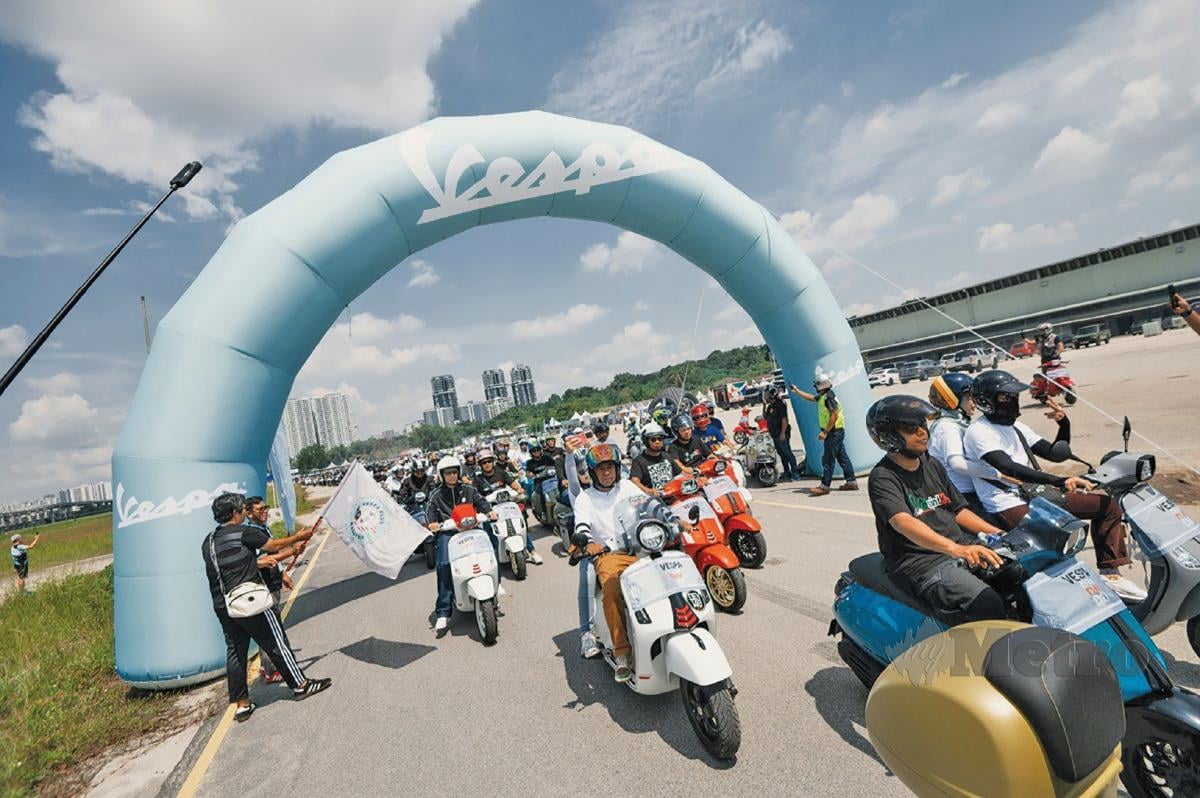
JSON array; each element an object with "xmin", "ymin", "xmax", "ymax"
[
  {"xmin": 484, "ymin": 487, "xmax": 530, "ymax": 580},
  {"xmin": 571, "ymin": 495, "xmax": 742, "ymax": 760},
  {"xmin": 441, "ymin": 503, "xmax": 501, "ymax": 645}
]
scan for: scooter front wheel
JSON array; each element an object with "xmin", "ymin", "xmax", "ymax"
[
  {"xmin": 1188, "ymin": 616, "xmax": 1200, "ymax": 659},
  {"xmin": 423, "ymin": 540, "xmax": 436, "ymax": 570},
  {"xmin": 475, "ymin": 598, "xmax": 498, "ymax": 645},
  {"xmin": 679, "ymin": 679, "xmax": 740, "ymax": 761},
  {"xmin": 1064, "ymin": 389, "xmax": 1078, "ymax": 405},
  {"xmin": 733, "ymin": 430, "xmax": 749, "ymax": 446},
  {"xmin": 756, "ymin": 465, "xmax": 778, "ymax": 487},
  {"xmin": 510, "ymin": 550, "xmax": 528, "ymax": 581},
  {"xmin": 706, "ymin": 566, "xmax": 747, "ymax": 613},
  {"xmin": 730, "ymin": 530, "xmax": 767, "ymax": 569},
  {"xmin": 1121, "ymin": 713, "xmax": 1200, "ymax": 798}
]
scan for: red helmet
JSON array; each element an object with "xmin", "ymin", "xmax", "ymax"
[{"xmin": 690, "ymin": 405, "xmax": 710, "ymax": 423}]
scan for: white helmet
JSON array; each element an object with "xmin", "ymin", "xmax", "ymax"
[
  {"xmin": 641, "ymin": 421, "xmax": 667, "ymax": 443},
  {"xmin": 814, "ymin": 373, "xmax": 833, "ymax": 391},
  {"xmin": 436, "ymin": 455, "xmax": 461, "ymax": 474},
  {"xmin": 476, "ymin": 447, "xmax": 495, "ymax": 461},
  {"xmin": 1038, "ymin": 322, "xmax": 1053, "ymax": 334}
]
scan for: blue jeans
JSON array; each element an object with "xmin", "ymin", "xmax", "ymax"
[
  {"xmin": 821, "ymin": 428, "xmax": 856, "ymax": 487},
  {"xmin": 773, "ymin": 435, "xmax": 800, "ymax": 477},
  {"xmin": 577, "ymin": 555, "xmax": 595, "ymax": 633},
  {"xmin": 435, "ymin": 533, "xmax": 454, "ymax": 618}
]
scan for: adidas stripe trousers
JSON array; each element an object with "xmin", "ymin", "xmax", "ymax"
[{"xmin": 215, "ymin": 604, "xmax": 306, "ymax": 703}]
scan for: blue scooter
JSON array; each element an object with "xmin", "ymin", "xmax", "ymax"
[{"xmin": 830, "ymin": 498, "xmax": 1200, "ymax": 798}]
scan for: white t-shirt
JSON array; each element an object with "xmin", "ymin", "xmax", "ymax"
[
  {"xmin": 962, "ymin": 417, "xmax": 1044, "ymax": 513},
  {"xmin": 927, "ymin": 416, "xmax": 1004, "ymax": 496},
  {"xmin": 573, "ymin": 479, "xmax": 646, "ymax": 550}
]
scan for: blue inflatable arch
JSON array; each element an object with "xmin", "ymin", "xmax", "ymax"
[{"xmin": 112, "ymin": 111, "xmax": 876, "ymax": 686}]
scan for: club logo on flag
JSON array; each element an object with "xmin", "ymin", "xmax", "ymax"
[{"xmin": 349, "ymin": 498, "xmax": 388, "ymax": 544}]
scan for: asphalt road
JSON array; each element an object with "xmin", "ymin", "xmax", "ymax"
[{"xmin": 195, "ymin": 329, "xmax": 1200, "ymax": 796}]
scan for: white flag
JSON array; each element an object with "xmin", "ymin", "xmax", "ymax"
[{"xmin": 322, "ymin": 462, "xmax": 428, "ymax": 579}]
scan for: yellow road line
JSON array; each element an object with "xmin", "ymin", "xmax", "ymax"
[
  {"xmin": 755, "ymin": 498, "xmax": 875, "ymax": 519},
  {"xmin": 177, "ymin": 526, "xmax": 332, "ymax": 798}
]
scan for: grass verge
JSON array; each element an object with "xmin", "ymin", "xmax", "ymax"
[
  {"xmin": 0, "ymin": 567, "xmax": 176, "ymax": 797},
  {"xmin": 5, "ymin": 513, "xmax": 113, "ymax": 572}
]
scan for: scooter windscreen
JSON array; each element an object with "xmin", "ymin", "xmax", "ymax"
[
  {"xmin": 1003, "ymin": 498, "xmax": 1089, "ymax": 558},
  {"xmin": 613, "ymin": 496, "xmax": 678, "ymax": 554}
]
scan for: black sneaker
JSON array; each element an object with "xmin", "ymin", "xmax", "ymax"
[
  {"xmin": 293, "ymin": 677, "xmax": 332, "ymax": 700},
  {"xmin": 234, "ymin": 702, "xmax": 257, "ymax": 722}
]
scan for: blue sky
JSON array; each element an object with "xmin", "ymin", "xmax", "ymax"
[{"xmin": 1, "ymin": 0, "xmax": 1197, "ymax": 503}]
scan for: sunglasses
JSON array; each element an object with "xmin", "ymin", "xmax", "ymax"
[
  {"xmin": 647, "ymin": 436, "xmax": 665, "ymax": 443},
  {"xmin": 897, "ymin": 421, "xmax": 931, "ymax": 436}
]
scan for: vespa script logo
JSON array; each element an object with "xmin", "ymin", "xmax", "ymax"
[
  {"xmin": 115, "ymin": 482, "xmax": 247, "ymax": 530},
  {"xmin": 813, "ymin": 358, "xmax": 866, "ymax": 389},
  {"xmin": 397, "ymin": 127, "xmax": 691, "ymax": 225}
]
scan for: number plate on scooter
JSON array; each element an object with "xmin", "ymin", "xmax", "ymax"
[
  {"xmin": 702, "ymin": 476, "xmax": 743, "ymax": 503},
  {"xmin": 494, "ymin": 503, "xmax": 523, "ymax": 523},
  {"xmin": 621, "ymin": 551, "xmax": 708, "ymax": 613},
  {"xmin": 1024, "ymin": 556, "xmax": 1126, "ymax": 635},
  {"xmin": 1123, "ymin": 485, "xmax": 1200, "ymax": 558}
]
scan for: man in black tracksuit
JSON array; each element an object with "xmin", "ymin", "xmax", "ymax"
[{"xmin": 425, "ymin": 457, "xmax": 494, "ymax": 633}]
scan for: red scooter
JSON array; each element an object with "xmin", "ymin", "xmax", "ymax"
[
  {"xmin": 732, "ymin": 407, "xmax": 768, "ymax": 446},
  {"xmin": 693, "ymin": 458, "xmax": 768, "ymax": 569},
  {"xmin": 661, "ymin": 472, "xmax": 748, "ymax": 613},
  {"xmin": 1030, "ymin": 358, "xmax": 1077, "ymax": 405}
]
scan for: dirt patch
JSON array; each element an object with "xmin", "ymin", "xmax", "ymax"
[{"xmin": 1152, "ymin": 468, "xmax": 1200, "ymax": 506}]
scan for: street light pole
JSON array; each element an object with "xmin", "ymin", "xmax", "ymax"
[{"xmin": 0, "ymin": 161, "xmax": 201, "ymax": 398}]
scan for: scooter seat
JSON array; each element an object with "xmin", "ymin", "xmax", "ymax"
[
  {"xmin": 847, "ymin": 553, "xmax": 931, "ymax": 615},
  {"xmin": 982, "ymin": 626, "xmax": 1124, "ymax": 783}
]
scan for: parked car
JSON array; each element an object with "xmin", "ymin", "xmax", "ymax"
[
  {"xmin": 1162, "ymin": 316, "xmax": 1187, "ymax": 331},
  {"xmin": 951, "ymin": 347, "xmax": 998, "ymax": 372},
  {"xmin": 1008, "ymin": 339, "xmax": 1036, "ymax": 358},
  {"xmin": 1072, "ymin": 323, "xmax": 1111, "ymax": 347},
  {"xmin": 898, "ymin": 359, "xmax": 942, "ymax": 383},
  {"xmin": 937, "ymin": 353, "xmax": 958, "ymax": 372},
  {"xmin": 869, "ymin": 367, "xmax": 900, "ymax": 386}
]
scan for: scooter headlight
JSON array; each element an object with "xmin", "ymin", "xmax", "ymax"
[
  {"xmin": 1063, "ymin": 522, "xmax": 1088, "ymax": 556},
  {"xmin": 1137, "ymin": 455, "xmax": 1156, "ymax": 482},
  {"xmin": 714, "ymin": 460, "xmax": 727, "ymax": 474},
  {"xmin": 637, "ymin": 521, "xmax": 669, "ymax": 552}
]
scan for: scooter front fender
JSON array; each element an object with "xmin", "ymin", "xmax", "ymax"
[
  {"xmin": 696, "ymin": 544, "xmax": 741, "ymax": 574},
  {"xmin": 503, "ymin": 536, "xmax": 524, "ymax": 554},
  {"xmin": 1125, "ymin": 687, "xmax": 1200, "ymax": 753},
  {"xmin": 723, "ymin": 513, "xmax": 761, "ymax": 534},
  {"xmin": 664, "ymin": 628, "xmax": 732, "ymax": 686},
  {"xmin": 466, "ymin": 575, "xmax": 496, "ymax": 602}
]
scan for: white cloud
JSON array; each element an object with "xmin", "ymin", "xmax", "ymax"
[
  {"xmin": 975, "ymin": 101, "xmax": 1027, "ymax": 130},
  {"xmin": 299, "ymin": 311, "xmax": 454, "ymax": 379},
  {"xmin": 714, "ymin": 304, "xmax": 746, "ymax": 322},
  {"xmin": 345, "ymin": 311, "xmax": 424, "ymax": 340},
  {"xmin": 1032, "ymin": 126, "xmax": 1110, "ymax": 178},
  {"xmin": 977, "ymin": 221, "xmax": 1077, "ymax": 253},
  {"xmin": 579, "ymin": 231, "xmax": 662, "ymax": 274},
  {"xmin": 841, "ymin": 81, "xmax": 854, "ymax": 98},
  {"xmin": 697, "ymin": 21, "xmax": 791, "ymax": 93},
  {"xmin": 2, "ymin": 1, "xmax": 479, "ymax": 220},
  {"xmin": 825, "ymin": 193, "xmax": 900, "ymax": 250},
  {"xmin": 1121, "ymin": 146, "xmax": 1200, "ymax": 206},
  {"xmin": 633, "ymin": 301, "xmax": 652, "ymax": 312},
  {"xmin": 0, "ymin": 324, "xmax": 28, "ymax": 356},
  {"xmin": 510, "ymin": 304, "xmax": 608, "ymax": 340},
  {"xmin": 933, "ymin": 270, "xmax": 975, "ymax": 293},
  {"xmin": 9, "ymin": 392, "xmax": 99, "ymax": 446},
  {"xmin": 1111, "ymin": 73, "xmax": 1171, "ymax": 129},
  {"xmin": 25, "ymin": 371, "xmax": 83, "ymax": 394},
  {"xmin": 929, "ymin": 169, "xmax": 992, "ymax": 208},
  {"xmin": 546, "ymin": 1, "xmax": 789, "ymax": 131},
  {"xmin": 407, "ymin": 259, "xmax": 440, "ymax": 288},
  {"xmin": 941, "ymin": 72, "xmax": 969, "ymax": 89}
]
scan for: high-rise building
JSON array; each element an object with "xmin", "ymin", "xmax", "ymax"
[
  {"xmin": 510, "ymin": 364, "xmax": 536, "ymax": 406},
  {"xmin": 485, "ymin": 395, "xmax": 514, "ymax": 419},
  {"xmin": 482, "ymin": 368, "xmax": 509, "ymax": 401},
  {"xmin": 285, "ymin": 393, "xmax": 355, "ymax": 452},
  {"xmin": 423, "ymin": 407, "xmax": 458, "ymax": 428},
  {"xmin": 431, "ymin": 374, "xmax": 458, "ymax": 409}
]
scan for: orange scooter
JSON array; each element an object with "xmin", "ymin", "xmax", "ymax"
[
  {"xmin": 692, "ymin": 457, "xmax": 768, "ymax": 569},
  {"xmin": 661, "ymin": 471, "xmax": 748, "ymax": 613}
]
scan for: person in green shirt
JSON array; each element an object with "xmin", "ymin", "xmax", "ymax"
[{"xmin": 790, "ymin": 374, "xmax": 858, "ymax": 496}]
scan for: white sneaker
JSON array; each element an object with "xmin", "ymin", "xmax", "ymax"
[
  {"xmin": 580, "ymin": 632, "xmax": 600, "ymax": 659},
  {"xmin": 614, "ymin": 655, "xmax": 633, "ymax": 683},
  {"xmin": 434, "ymin": 617, "xmax": 449, "ymax": 632},
  {"xmin": 1100, "ymin": 571, "xmax": 1148, "ymax": 602},
  {"xmin": 497, "ymin": 584, "xmax": 507, "ymax": 597},
  {"xmin": 529, "ymin": 552, "xmax": 544, "ymax": 565}
]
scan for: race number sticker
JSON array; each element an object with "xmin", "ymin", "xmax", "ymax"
[
  {"xmin": 621, "ymin": 551, "xmax": 707, "ymax": 613},
  {"xmin": 702, "ymin": 476, "xmax": 739, "ymax": 502},
  {"xmin": 494, "ymin": 503, "xmax": 523, "ymax": 523},
  {"xmin": 1124, "ymin": 485, "xmax": 1200, "ymax": 558},
  {"xmin": 1025, "ymin": 556, "xmax": 1125, "ymax": 635}
]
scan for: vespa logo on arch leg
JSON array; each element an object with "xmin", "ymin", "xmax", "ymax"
[
  {"xmin": 396, "ymin": 127, "xmax": 692, "ymax": 225},
  {"xmin": 115, "ymin": 482, "xmax": 247, "ymax": 529}
]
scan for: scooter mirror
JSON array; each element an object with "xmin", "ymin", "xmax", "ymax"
[
  {"xmin": 688, "ymin": 504, "xmax": 702, "ymax": 523},
  {"xmin": 1122, "ymin": 416, "xmax": 1132, "ymax": 453}
]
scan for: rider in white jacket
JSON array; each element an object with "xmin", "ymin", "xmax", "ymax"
[{"xmin": 927, "ymin": 373, "xmax": 1008, "ymax": 518}]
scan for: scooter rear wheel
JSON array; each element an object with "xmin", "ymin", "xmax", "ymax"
[
  {"xmin": 706, "ymin": 566, "xmax": 748, "ymax": 613},
  {"xmin": 1121, "ymin": 717, "xmax": 1200, "ymax": 798},
  {"xmin": 510, "ymin": 550, "xmax": 527, "ymax": 581},
  {"xmin": 837, "ymin": 636, "xmax": 885, "ymax": 689},
  {"xmin": 474, "ymin": 598, "xmax": 498, "ymax": 645},
  {"xmin": 679, "ymin": 679, "xmax": 740, "ymax": 761},
  {"xmin": 730, "ymin": 530, "xmax": 767, "ymax": 569},
  {"xmin": 1064, "ymin": 390, "xmax": 1078, "ymax": 405},
  {"xmin": 423, "ymin": 540, "xmax": 436, "ymax": 570}
]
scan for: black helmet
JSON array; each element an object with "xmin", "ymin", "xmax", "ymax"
[
  {"xmin": 972, "ymin": 370, "xmax": 1030, "ymax": 416},
  {"xmin": 929, "ymin": 372, "xmax": 974, "ymax": 412},
  {"xmin": 592, "ymin": 419, "xmax": 610, "ymax": 435},
  {"xmin": 866, "ymin": 395, "xmax": 939, "ymax": 453},
  {"xmin": 670, "ymin": 414, "xmax": 693, "ymax": 434}
]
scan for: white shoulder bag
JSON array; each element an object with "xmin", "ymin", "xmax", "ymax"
[{"xmin": 209, "ymin": 531, "xmax": 274, "ymax": 618}]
